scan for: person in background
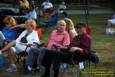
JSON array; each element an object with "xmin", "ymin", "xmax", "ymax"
[
  {"xmin": 24, "ymin": 2, "xmax": 37, "ymax": 20},
  {"xmin": 57, "ymin": 1, "xmax": 68, "ymax": 16},
  {"xmin": 19, "ymin": 0, "xmax": 29, "ymax": 14},
  {"xmin": 40, "ymin": 10, "xmax": 58, "ymax": 28},
  {"xmin": 41, "ymin": 0, "xmax": 53, "ymax": 15},
  {"xmin": 106, "ymin": 14, "xmax": 115, "ymax": 35},
  {"xmin": 0, "ymin": 19, "xmax": 40, "ymax": 72}
]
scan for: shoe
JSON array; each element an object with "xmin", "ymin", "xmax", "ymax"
[
  {"xmin": 24, "ymin": 65, "xmax": 33, "ymax": 74},
  {"xmin": 60, "ymin": 63, "xmax": 68, "ymax": 70},
  {"xmin": 79, "ymin": 62, "xmax": 84, "ymax": 70},
  {"xmin": 34, "ymin": 66, "xmax": 41, "ymax": 73},
  {"xmin": 6, "ymin": 64, "xmax": 17, "ymax": 72}
]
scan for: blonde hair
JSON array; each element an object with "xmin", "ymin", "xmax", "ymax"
[
  {"xmin": 64, "ymin": 18, "xmax": 74, "ymax": 29},
  {"xmin": 64, "ymin": 18, "xmax": 77, "ymax": 39},
  {"xmin": 25, "ymin": 19, "xmax": 36, "ymax": 29},
  {"xmin": 3, "ymin": 16, "xmax": 16, "ymax": 26}
]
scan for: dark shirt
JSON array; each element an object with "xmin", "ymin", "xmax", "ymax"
[{"xmin": 69, "ymin": 33, "xmax": 91, "ymax": 55}]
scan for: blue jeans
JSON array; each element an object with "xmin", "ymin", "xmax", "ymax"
[{"xmin": 26, "ymin": 47, "xmax": 46, "ymax": 67}]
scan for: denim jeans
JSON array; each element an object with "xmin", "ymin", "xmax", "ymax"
[{"xmin": 26, "ymin": 47, "xmax": 46, "ymax": 67}]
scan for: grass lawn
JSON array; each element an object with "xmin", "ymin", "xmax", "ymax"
[{"xmin": 0, "ymin": 14, "xmax": 115, "ymax": 77}]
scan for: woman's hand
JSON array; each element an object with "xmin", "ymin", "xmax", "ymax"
[{"xmin": 70, "ymin": 47, "xmax": 83, "ymax": 53}]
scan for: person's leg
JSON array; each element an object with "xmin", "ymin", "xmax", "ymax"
[
  {"xmin": 0, "ymin": 40, "xmax": 16, "ymax": 53},
  {"xmin": 73, "ymin": 52, "xmax": 87, "ymax": 70},
  {"xmin": 106, "ymin": 19, "xmax": 115, "ymax": 34},
  {"xmin": 26, "ymin": 48, "xmax": 37, "ymax": 66},
  {"xmin": 9, "ymin": 47, "xmax": 15, "ymax": 64},
  {"xmin": 26, "ymin": 48, "xmax": 35, "ymax": 72},
  {"xmin": 52, "ymin": 51, "xmax": 62, "ymax": 77},
  {"xmin": 42, "ymin": 51, "xmax": 53, "ymax": 77},
  {"xmin": 106, "ymin": 20, "xmax": 113, "ymax": 34},
  {"xmin": 7, "ymin": 47, "xmax": 17, "ymax": 72},
  {"xmin": 37, "ymin": 47, "xmax": 46, "ymax": 68}
]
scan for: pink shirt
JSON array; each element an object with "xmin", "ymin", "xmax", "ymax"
[{"xmin": 47, "ymin": 30, "xmax": 70, "ymax": 49}]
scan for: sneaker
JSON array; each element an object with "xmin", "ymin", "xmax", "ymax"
[
  {"xmin": 23, "ymin": 65, "xmax": 32, "ymax": 74},
  {"xmin": 27, "ymin": 66, "xmax": 32, "ymax": 71},
  {"xmin": 79, "ymin": 62, "xmax": 84, "ymax": 70},
  {"xmin": 6, "ymin": 64, "xmax": 17, "ymax": 72},
  {"xmin": 60, "ymin": 63, "xmax": 68, "ymax": 69}
]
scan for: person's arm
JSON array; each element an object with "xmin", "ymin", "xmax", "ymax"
[
  {"xmin": 69, "ymin": 28, "xmax": 78, "ymax": 39},
  {"xmin": 61, "ymin": 32, "xmax": 70, "ymax": 48},
  {"xmin": 70, "ymin": 47, "xmax": 83, "ymax": 53},
  {"xmin": 81, "ymin": 35, "xmax": 91, "ymax": 54},
  {"xmin": 10, "ymin": 24, "xmax": 26, "ymax": 29},
  {"xmin": 70, "ymin": 35, "xmax": 91, "ymax": 54},
  {"xmin": 1, "ymin": 40, "xmax": 16, "ymax": 53}
]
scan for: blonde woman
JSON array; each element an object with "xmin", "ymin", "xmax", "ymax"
[
  {"xmin": 64, "ymin": 18, "xmax": 78, "ymax": 40},
  {"xmin": 0, "ymin": 19, "xmax": 40, "ymax": 72}
]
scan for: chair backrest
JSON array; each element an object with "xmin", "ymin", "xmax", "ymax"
[
  {"xmin": 35, "ymin": 27, "xmax": 42, "ymax": 40},
  {"xmin": 86, "ymin": 27, "xmax": 91, "ymax": 35}
]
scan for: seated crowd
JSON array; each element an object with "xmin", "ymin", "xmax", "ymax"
[
  {"xmin": 0, "ymin": 0, "xmax": 99, "ymax": 77},
  {"xmin": 0, "ymin": 14, "xmax": 96, "ymax": 77}
]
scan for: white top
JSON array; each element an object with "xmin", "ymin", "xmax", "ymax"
[
  {"xmin": 25, "ymin": 9, "xmax": 37, "ymax": 20},
  {"xmin": 16, "ymin": 30, "xmax": 40, "ymax": 45},
  {"xmin": 41, "ymin": 1, "xmax": 53, "ymax": 9}
]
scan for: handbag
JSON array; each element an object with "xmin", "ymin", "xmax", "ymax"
[{"xmin": 20, "ymin": 33, "xmax": 28, "ymax": 43}]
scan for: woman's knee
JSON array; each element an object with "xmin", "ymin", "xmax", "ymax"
[{"xmin": 10, "ymin": 47, "xmax": 15, "ymax": 54}]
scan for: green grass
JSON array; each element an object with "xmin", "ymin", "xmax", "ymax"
[{"xmin": 1, "ymin": 14, "xmax": 115, "ymax": 77}]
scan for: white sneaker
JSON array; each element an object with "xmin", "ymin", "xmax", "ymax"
[
  {"xmin": 27, "ymin": 66, "xmax": 32, "ymax": 71},
  {"xmin": 6, "ymin": 64, "xmax": 17, "ymax": 72},
  {"xmin": 79, "ymin": 62, "xmax": 84, "ymax": 70},
  {"xmin": 60, "ymin": 63, "xmax": 68, "ymax": 70}
]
